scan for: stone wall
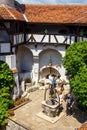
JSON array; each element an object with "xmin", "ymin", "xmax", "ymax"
[{"xmin": 6, "ymin": 118, "xmax": 31, "ymax": 130}]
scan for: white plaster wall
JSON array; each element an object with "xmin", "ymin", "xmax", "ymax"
[
  {"xmin": 39, "ymin": 49, "xmax": 62, "ymax": 68},
  {"xmin": 1, "ymin": 43, "xmax": 10, "ymax": 53},
  {"xmin": 6, "ymin": 55, "xmax": 16, "ymax": 69},
  {"xmin": 24, "ymin": 34, "xmax": 68, "ymax": 82},
  {"xmin": 39, "ymin": 48, "xmax": 64, "ymax": 79},
  {"xmin": 27, "ymin": 43, "xmax": 66, "ymax": 57},
  {"xmin": 17, "ymin": 45, "xmax": 33, "ymax": 81},
  {"xmin": 0, "ymin": 56, "xmax": 5, "ymax": 61},
  {"xmin": 0, "ymin": 55, "xmax": 16, "ymax": 70},
  {"xmin": 17, "ymin": 45, "xmax": 33, "ymax": 72},
  {"xmin": 26, "ymin": 43, "xmax": 66, "ymax": 81}
]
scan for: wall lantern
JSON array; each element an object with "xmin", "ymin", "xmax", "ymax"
[
  {"xmin": 44, "ymin": 29, "xmax": 48, "ymax": 34},
  {"xmin": 80, "ymin": 30, "xmax": 84, "ymax": 36}
]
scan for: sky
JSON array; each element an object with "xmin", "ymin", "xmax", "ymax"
[{"xmin": 17, "ymin": 0, "xmax": 87, "ymax": 4}]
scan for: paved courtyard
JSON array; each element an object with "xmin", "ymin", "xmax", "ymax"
[{"xmin": 10, "ymin": 88, "xmax": 86, "ymax": 130}]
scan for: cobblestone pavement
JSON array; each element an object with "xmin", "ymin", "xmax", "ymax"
[{"xmin": 10, "ymin": 88, "xmax": 86, "ymax": 130}]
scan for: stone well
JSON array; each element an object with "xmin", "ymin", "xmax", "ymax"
[{"xmin": 42, "ymin": 99, "xmax": 59, "ymax": 117}]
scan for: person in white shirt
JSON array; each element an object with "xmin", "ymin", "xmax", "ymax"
[{"xmin": 48, "ymin": 74, "xmax": 53, "ymax": 87}]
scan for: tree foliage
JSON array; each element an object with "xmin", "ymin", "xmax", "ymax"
[
  {"xmin": 0, "ymin": 61, "xmax": 14, "ymax": 126},
  {"xmin": 63, "ymin": 41, "xmax": 87, "ymax": 111}
]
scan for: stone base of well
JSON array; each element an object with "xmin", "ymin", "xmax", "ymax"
[
  {"xmin": 37, "ymin": 111, "xmax": 65, "ymax": 123},
  {"xmin": 41, "ymin": 100, "xmax": 59, "ymax": 117}
]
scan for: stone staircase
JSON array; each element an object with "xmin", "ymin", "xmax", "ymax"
[{"xmin": 22, "ymin": 84, "xmax": 40, "ymax": 99}]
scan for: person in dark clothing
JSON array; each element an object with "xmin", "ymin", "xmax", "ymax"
[
  {"xmin": 53, "ymin": 76, "xmax": 57, "ymax": 89},
  {"xmin": 66, "ymin": 93, "xmax": 75, "ymax": 115}
]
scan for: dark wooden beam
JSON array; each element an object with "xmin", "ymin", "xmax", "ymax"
[
  {"xmin": 41, "ymin": 35, "xmax": 46, "ymax": 42},
  {"xmin": 49, "ymin": 34, "xmax": 51, "ymax": 43},
  {"xmin": 26, "ymin": 41, "xmax": 70, "ymax": 46},
  {"xmin": 54, "ymin": 35, "xmax": 59, "ymax": 43},
  {"xmin": 12, "ymin": 42, "xmax": 25, "ymax": 47},
  {"xmin": 63, "ymin": 38, "xmax": 67, "ymax": 44},
  {"xmin": 0, "ymin": 52, "xmax": 13, "ymax": 55}
]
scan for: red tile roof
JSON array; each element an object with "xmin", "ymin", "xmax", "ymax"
[
  {"xmin": 0, "ymin": 4, "xmax": 25, "ymax": 21},
  {"xmin": 24, "ymin": 4, "xmax": 87, "ymax": 24},
  {"xmin": 0, "ymin": 4, "xmax": 87, "ymax": 24},
  {"xmin": 78, "ymin": 122, "xmax": 87, "ymax": 130}
]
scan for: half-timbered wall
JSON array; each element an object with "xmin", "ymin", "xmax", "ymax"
[
  {"xmin": 27, "ymin": 34, "xmax": 75, "ymax": 45},
  {"xmin": 25, "ymin": 24, "xmax": 87, "ymax": 83},
  {"xmin": 13, "ymin": 34, "xmax": 25, "ymax": 45},
  {"xmin": 0, "ymin": 22, "xmax": 11, "ymax": 54},
  {"xmin": 26, "ymin": 24, "xmax": 87, "ymax": 45},
  {"xmin": 1, "ymin": 21, "xmax": 87, "ymax": 84}
]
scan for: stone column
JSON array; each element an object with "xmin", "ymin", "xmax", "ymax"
[
  {"xmin": 11, "ymin": 68, "xmax": 20, "ymax": 100},
  {"xmin": 32, "ymin": 56, "xmax": 39, "ymax": 84}
]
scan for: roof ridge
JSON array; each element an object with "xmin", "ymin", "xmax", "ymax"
[
  {"xmin": 4, "ymin": 5, "xmax": 16, "ymax": 20},
  {"xmin": 25, "ymin": 4, "xmax": 87, "ymax": 6}
]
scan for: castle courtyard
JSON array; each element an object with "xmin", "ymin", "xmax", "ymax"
[{"xmin": 8, "ymin": 88, "xmax": 87, "ymax": 130}]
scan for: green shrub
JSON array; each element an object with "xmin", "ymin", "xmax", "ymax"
[
  {"xmin": 63, "ymin": 41, "xmax": 87, "ymax": 112},
  {"xmin": 0, "ymin": 61, "xmax": 14, "ymax": 126}
]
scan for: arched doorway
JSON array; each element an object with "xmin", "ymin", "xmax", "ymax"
[
  {"xmin": 16, "ymin": 45, "xmax": 33, "ymax": 80},
  {"xmin": 39, "ymin": 48, "xmax": 62, "ymax": 79}
]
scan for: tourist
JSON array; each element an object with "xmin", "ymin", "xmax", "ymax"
[
  {"xmin": 60, "ymin": 83, "xmax": 64, "ymax": 92},
  {"xmin": 66, "ymin": 93, "xmax": 75, "ymax": 115},
  {"xmin": 58, "ymin": 90, "xmax": 64, "ymax": 113},
  {"xmin": 59, "ymin": 91, "xmax": 63, "ymax": 105},
  {"xmin": 56, "ymin": 75, "xmax": 62, "ymax": 87},
  {"xmin": 48, "ymin": 74, "xmax": 53, "ymax": 88},
  {"xmin": 49, "ymin": 85, "xmax": 56, "ymax": 98},
  {"xmin": 53, "ymin": 76, "xmax": 57, "ymax": 89}
]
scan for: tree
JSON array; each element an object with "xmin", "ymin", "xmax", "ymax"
[
  {"xmin": 63, "ymin": 41, "xmax": 87, "ymax": 111},
  {"xmin": 0, "ymin": 61, "xmax": 14, "ymax": 126}
]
